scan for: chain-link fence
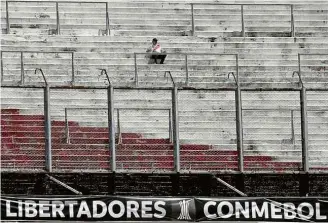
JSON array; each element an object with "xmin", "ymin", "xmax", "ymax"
[
  {"xmin": 114, "ymin": 89, "xmax": 173, "ymax": 172},
  {"xmin": 307, "ymin": 91, "xmax": 328, "ymax": 171},
  {"xmin": 178, "ymin": 90, "xmax": 237, "ymax": 172},
  {"xmin": 1, "ymin": 87, "xmax": 45, "ymax": 171},
  {"xmin": 242, "ymin": 91, "xmax": 302, "ymax": 172}
]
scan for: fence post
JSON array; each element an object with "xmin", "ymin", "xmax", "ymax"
[
  {"xmin": 290, "ymin": 110, "xmax": 295, "ymax": 148},
  {"xmin": 44, "ymin": 85, "xmax": 52, "ymax": 172},
  {"xmin": 6, "ymin": 1, "xmax": 10, "ymax": 34},
  {"xmin": 185, "ymin": 54, "xmax": 189, "ymax": 86},
  {"xmin": 20, "ymin": 52, "xmax": 24, "ymax": 84},
  {"xmin": 300, "ymin": 87, "xmax": 309, "ymax": 172},
  {"xmin": 71, "ymin": 52, "xmax": 75, "ymax": 85},
  {"xmin": 56, "ymin": 2, "xmax": 60, "ymax": 35},
  {"xmin": 65, "ymin": 108, "xmax": 70, "ymax": 144},
  {"xmin": 108, "ymin": 85, "xmax": 116, "ymax": 172},
  {"xmin": 235, "ymin": 54, "xmax": 244, "ymax": 172},
  {"xmin": 1, "ymin": 51, "xmax": 3, "ymax": 82},
  {"xmin": 241, "ymin": 5, "xmax": 245, "ymax": 37},
  {"xmin": 105, "ymin": 2, "xmax": 110, "ymax": 35},
  {"xmin": 169, "ymin": 109, "xmax": 173, "ymax": 143},
  {"xmin": 191, "ymin": 4, "xmax": 195, "ymax": 36},
  {"xmin": 172, "ymin": 85, "xmax": 180, "ymax": 172},
  {"xmin": 290, "ymin": 5, "xmax": 295, "ymax": 37},
  {"xmin": 134, "ymin": 53, "xmax": 138, "ymax": 86}
]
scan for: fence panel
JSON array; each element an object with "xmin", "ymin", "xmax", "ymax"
[
  {"xmin": 114, "ymin": 89, "xmax": 173, "ymax": 172},
  {"xmin": 307, "ymin": 91, "xmax": 328, "ymax": 172},
  {"xmin": 178, "ymin": 89, "xmax": 237, "ymax": 172},
  {"xmin": 50, "ymin": 88, "xmax": 109, "ymax": 171},
  {"xmin": 242, "ymin": 91, "xmax": 302, "ymax": 172},
  {"xmin": 1, "ymin": 87, "xmax": 46, "ymax": 170}
]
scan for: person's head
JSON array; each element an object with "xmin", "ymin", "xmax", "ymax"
[{"xmin": 152, "ymin": 38, "xmax": 158, "ymax": 45}]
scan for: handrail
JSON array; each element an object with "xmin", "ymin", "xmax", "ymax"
[
  {"xmin": 191, "ymin": 3, "xmax": 294, "ymax": 37},
  {"xmin": 6, "ymin": 1, "xmax": 110, "ymax": 35},
  {"xmin": 1, "ymin": 51, "xmax": 75, "ymax": 84},
  {"xmin": 135, "ymin": 52, "xmax": 238, "ymax": 87},
  {"xmin": 35, "ymin": 68, "xmax": 48, "ymax": 85},
  {"xmin": 64, "ymin": 107, "xmax": 173, "ymax": 145}
]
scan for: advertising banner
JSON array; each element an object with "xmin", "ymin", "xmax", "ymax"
[{"xmin": 1, "ymin": 196, "xmax": 328, "ymax": 222}]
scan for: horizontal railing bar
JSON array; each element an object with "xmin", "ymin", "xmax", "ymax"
[
  {"xmin": 2, "ymin": 84, "xmax": 327, "ymax": 91},
  {"xmin": 65, "ymin": 107, "xmax": 171, "ymax": 111},
  {"xmin": 1, "ymin": 51, "xmax": 74, "ymax": 54},
  {"xmin": 299, "ymin": 53, "xmax": 328, "ymax": 56},
  {"xmin": 7, "ymin": 1, "xmax": 106, "ymax": 4},
  {"xmin": 243, "ymin": 108, "xmax": 328, "ymax": 111},
  {"xmin": 192, "ymin": 3, "xmax": 293, "ymax": 6},
  {"xmin": 135, "ymin": 53, "xmax": 238, "ymax": 56}
]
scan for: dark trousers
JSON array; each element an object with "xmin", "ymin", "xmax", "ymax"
[{"xmin": 151, "ymin": 54, "xmax": 167, "ymax": 64}]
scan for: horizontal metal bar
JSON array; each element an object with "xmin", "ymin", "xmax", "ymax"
[
  {"xmin": 135, "ymin": 52, "xmax": 238, "ymax": 56},
  {"xmin": 299, "ymin": 53, "xmax": 328, "ymax": 56},
  {"xmin": 1, "ymin": 50, "xmax": 74, "ymax": 54},
  {"xmin": 192, "ymin": 3, "xmax": 292, "ymax": 6},
  {"xmin": 2, "ymin": 84, "xmax": 327, "ymax": 91},
  {"xmin": 65, "ymin": 107, "xmax": 171, "ymax": 111},
  {"xmin": 243, "ymin": 108, "xmax": 328, "ymax": 112},
  {"xmin": 7, "ymin": 1, "xmax": 106, "ymax": 3}
]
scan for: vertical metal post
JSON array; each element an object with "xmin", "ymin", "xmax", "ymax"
[
  {"xmin": 291, "ymin": 110, "xmax": 295, "ymax": 148},
  {"xmin": 172, "ymin": 85, "xmax": 180, "ymax": 172},
  {"xmin": 298, "ymin": 53, "xmax": 301, "ymax": 75},
  {"xmin": 241, "ymin": 5, "xmax": 245, "ymax": 37},
  {"xmin": 235, "ymin": 54, "xmax": 244, "ymax": 172},
  {"xmin": 1, "ymin": 51, "xmax": 3, "ymax": 83},
  {"xmin": 290, "ymin": 5, "xmax": 295, "ymax": 37},
  {"xmin": 185, "ymin": 54, "xmax": 189, "ymax": 86},
  {"xmin": 117, "ymin": 109, "xmax": 121, "ymax": 144},
  {"xmin": 71, "ymin": 52, "xmax": 75, "ymax": 84},
  {"xmin": 56, "ymin": 2, "xmax": 60, "ymax": 35},
  {"xmin": 134, "ymin": 53, "xmax": 138, "ymax": 86},
  {"xmin": 108, "ymin": 85, "xmax": 116, "ymax": 172},
  {"xmin": 20, "ymin": 52, "xmax": 24, "ymax": 84},
  {"xmin": 105, "ymin": 2, "xmax": 110, "ymax": 35},
  {"xmin": 191, "ymin": 4, "xmax": 195, "ymax": 36},
  {"xmin": 6, "ymin": 1, "xmax": 10, "ymax": 34},
  {"xmin": 300, "ymin": 87, "xmax": 309, "ymax": 172},
  {"xmin": 44, "ymin": 85, "xmax": 52, "ymax": 172},
  {"xmin": 169, "ymin": 109, "xmax": 172, "ymax": 143},
  {"xmin": 65, "ymin": 108, "xmax": 70, "ymax": 144}
]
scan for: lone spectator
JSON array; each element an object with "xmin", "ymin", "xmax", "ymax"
[{"xmin": 146, "ymin": 38, "xmax": 167, "ymax": 64}]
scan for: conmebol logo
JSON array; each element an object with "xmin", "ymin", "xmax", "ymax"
[{"xmin": 178, "ymin": 200, "xmax": 192, "ymax": 220}]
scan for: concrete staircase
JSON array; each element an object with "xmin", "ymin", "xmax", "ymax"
[
  {"xmin": 1, "ymin": 87, "xmax": 327, "ymax": 172},
  {"xmin": 1, "ymin": 35, "xmax": 328, "ymax": 88},
  {"xmin": 1, "ymin": 1, "xmax": 328, "ymax": 37}
]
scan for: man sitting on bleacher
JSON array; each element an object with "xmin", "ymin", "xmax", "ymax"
[{"xmin": 146, "ymin": 38, "xmax": 167, "ymax": 64}]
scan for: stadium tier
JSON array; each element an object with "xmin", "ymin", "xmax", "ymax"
[{"xmin": 1, "ymin": 0, "xmax": 328, "ymax": 197}]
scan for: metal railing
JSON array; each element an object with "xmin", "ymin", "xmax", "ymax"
[
  {"xmin": 1, "ymin": 84, "xmax": 328, "ymax": 173},
  {"xmin": 190, "ymin": 3, "xmax": 295, "ymax": 37},
  {"xmin": 64, "ymin": 107, "xmax": 173, "ymax": 145},
  {"xmin": 134, "ymin": 53, "xmax": 238, "ymax": 87},
  {"xmin": 6, "ymin": 1, "xmax": 110, "ymax": 35},
  {"xmin": 0, "ymin": 51, "xmax": 75, "ymax": 84}
]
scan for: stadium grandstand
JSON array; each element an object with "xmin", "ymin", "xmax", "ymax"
[{"xmin": 1, "ymin": 0, "xmax": 328, "ymax": 204}]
